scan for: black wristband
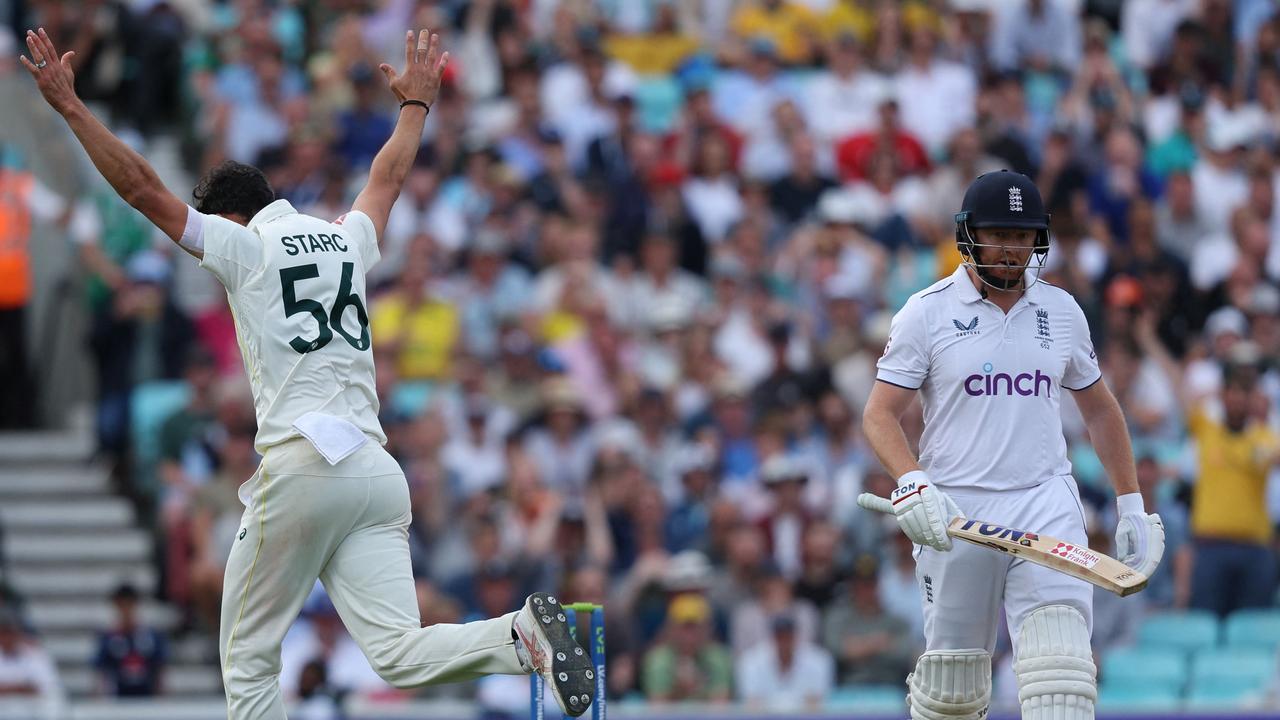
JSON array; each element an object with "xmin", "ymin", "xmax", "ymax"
[{"xmin": 400, "ymin": 99, "xmax": 429, "ymax": 112}]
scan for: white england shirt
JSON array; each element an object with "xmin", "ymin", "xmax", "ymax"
[
  {"xmin": 198, "ymin": 200, "xmax": 385, "ymax": 453},
  {"xmin": 876, "ymin": 265, "xmax": 1101, "ymax": 491}
]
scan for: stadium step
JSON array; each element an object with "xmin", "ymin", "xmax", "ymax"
[
  {"xmin": 0, "ymin": 427, "xmax": 209, "ymax": 699},
  {"xmin": 0, "ymin": 429, "xmax": 94, "ymax": 463},
  {"xmin": 25, "ymin": 599, "xmax": 180, "ymax": 632},
  {"xmin": 2, "ymin": 563, "xmax": 157, "ymax": 597},
  {"xmin": 0, "ymin": 465, "xmax": 112, "ymax": 496},
  {"xmin": 2, "ymin": 529, "xmax": 152, "ymax": 564},
  {"xmin": 0, "ymin": 496, "xmax": 136, "ymax": 529},
  {"xmin": 43, "ymin": 631, "xmax": 216, "ymax": 666},
  {"xmin": 61, "ymin": 662, "xmax": 222, "ymax": 696}
]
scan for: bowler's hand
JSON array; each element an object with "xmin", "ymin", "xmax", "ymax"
[
  {"xmin": 20, "ymin": 28, "xmax": 80, "ymax": 115},
  {"xmin": 380, "ymin": 29, "xmax": 449, "ymax": 107}
]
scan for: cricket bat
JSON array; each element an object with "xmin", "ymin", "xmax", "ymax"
[{"xmin": 858, "ymin": 494, "xmax": 1148, "ymax": 596}]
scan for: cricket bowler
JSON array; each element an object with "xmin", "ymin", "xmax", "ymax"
[{"xmin": 21, "ymin": 26, "xmax": 594, "ymax": 719}]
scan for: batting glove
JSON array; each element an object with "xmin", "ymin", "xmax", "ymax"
[
  {"xmin": 890, "ymin": 471, "xmax": 963, "ymax": 551},
  {"xmin": 1115, "ymin": 493, "xmax": 1165, "ymax": 577}
]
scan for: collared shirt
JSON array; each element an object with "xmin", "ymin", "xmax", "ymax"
[
  {"xmin": 876, "ymin": 265, "xmax": 1101, "ymax": 491},
  {"xmin": 198, "ymin": 200, "xmax": 385, "ymax": 452}
]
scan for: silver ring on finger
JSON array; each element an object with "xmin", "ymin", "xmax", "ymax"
[{"xmin": 35, "ymin": 60, "xmax": 46, "ymax": 69}]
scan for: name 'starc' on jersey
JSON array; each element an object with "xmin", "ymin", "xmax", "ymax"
[{"xmin": 280, "ymin": 232, "xmax": 351, "ymax": 255}]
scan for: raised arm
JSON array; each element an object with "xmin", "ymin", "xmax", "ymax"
[
  {"xmin": 353, "ymin": 29, "xmax": 450, "ymax": 246},
  {"xmin": 20, "ymin": 28, "xmax": 189, "ymax": 251}
]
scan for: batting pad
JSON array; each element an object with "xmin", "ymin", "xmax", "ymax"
[
  {"xmin": 1015, "ymin": 604, "xmax": 1096, "ymax": 720},
  {"xmin": 907, "ymin": 648, "xmax": 991, "ymax": 719}
]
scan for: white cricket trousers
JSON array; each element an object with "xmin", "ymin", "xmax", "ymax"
[
  {"xmin": 219, "ymin": 437, "xmax": 525, "ymax": 719},
  {"xmin": 915, "ymin": 477, "xmax": 1094, "ymax": 654}
]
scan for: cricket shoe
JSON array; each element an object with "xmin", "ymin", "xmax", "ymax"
[{"xmin": 513, "ymin": 592, "xmax": 595, "ymax": 717}]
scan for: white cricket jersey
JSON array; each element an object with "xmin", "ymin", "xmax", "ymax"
[
  {"xmin": 876, "ymin": 265, "xmax": 1101, "ymax": 491},
  {"xmin": 198, "ymin": 200, "xmax": 385, "ymax": 453}
]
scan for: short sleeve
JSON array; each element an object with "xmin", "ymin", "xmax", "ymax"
[
  {"xmin": 1062, "ymin": 300, "xmax": 1102, "ymax": 391},
  {"xmin": 335, "ymin": 210, "xmax": 380, "ymax": 270},
  {"xmin": 197, "ymin": 211, "xmax": 264, "ymax": 291},
  {"xmin": 876, "ymin": 296, "xmax": 930, "ymax": 389}
]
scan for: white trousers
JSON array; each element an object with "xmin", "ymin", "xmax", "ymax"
[
  {"xmin": 916, "ymin": 477, "xmax": 1094, "ymax": 654},
  {"xmin": 219, "ymin": 438, "xmax": 525, "ymax": 719}
]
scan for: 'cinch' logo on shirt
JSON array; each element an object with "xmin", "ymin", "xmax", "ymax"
[{"xmin": 963, "ymin": 363, "xmax": 1052, "ymax": 397}]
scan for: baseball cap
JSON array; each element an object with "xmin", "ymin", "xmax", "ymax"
[
  {"xmin": 760, "ymin": 454, "xmax": 809, "ymax": 485},
  {"xmin": 664, "ymin": 550, "xmax": 714, "ymax": 591},
  {"xmin": 1205, "ymin": 306, "xmax": 1248, "ymax": 341},
  {"xmin": 668, "ymin": 593, "xmax": 711, "ymax": 624}
]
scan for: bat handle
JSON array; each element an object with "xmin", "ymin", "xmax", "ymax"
[{"xmin": 857, "ymin": 493, "xmax": 894, "ymax": 515}]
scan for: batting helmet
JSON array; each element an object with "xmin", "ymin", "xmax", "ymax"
[{"xmin": 954, "ymin": 170, "xmax": 1050, "ymax": 290}]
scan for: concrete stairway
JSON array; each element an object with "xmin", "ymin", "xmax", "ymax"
[{"xmin": 0, "ymin": 429, "xmax": 222, "ymax": 697}]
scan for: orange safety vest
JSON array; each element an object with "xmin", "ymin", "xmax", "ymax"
[{"xmin": 0, "ymin": 171, "xmax": 32, "ymax": 309}]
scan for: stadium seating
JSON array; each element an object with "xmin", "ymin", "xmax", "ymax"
[
  {"xmin": 1097, "ymin": 682, "xmax": 1182, "ymax": 712},
  {"xmin": 1184, "ymin": 681, "xmax": 1269, "ymax": 710},
  {"xmin": 1189, "ymin": 647, "xmax": 1276, "ymax": 693},
  {"xmin": 129, "ymin": 380, "xmax": 192, "ymax": 495},
  {"xmin": 1136, "ymin": 611, "xmax": 1220, "ymax": 654},
  {"xmin": 1225, "ymin": 609, "xmax": 1280, "ymax": 650},
  {"xmin": 1100, "ymin": 646, "xmax": 1187, "ymax": 693},
  {"xmin": 826, "ymin": 684, "xmax": 904, "ymax": 713}
]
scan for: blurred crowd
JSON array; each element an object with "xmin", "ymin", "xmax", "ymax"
[{"xmin": 4, "ymin": 0, "xmax": 1280, "ymax": 714}]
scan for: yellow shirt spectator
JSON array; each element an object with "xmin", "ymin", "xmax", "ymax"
[
  {"xmin": 605, "ymin": 33, "xmax": 703, "ymax": 75},
  {"xmin": 731, "ymin": 0, "xmax": 821, "ymax": 65},
  {"xmin": 370, "ymin": 293, "xmax": 459, "ymax": 381},
  {"xmin": 1188, "ymin": 407, "xmax": 1279, "ymax": 544},
  {"xmin": 821, "ymin": 1, "xmax": 876, "ymax": 45}
]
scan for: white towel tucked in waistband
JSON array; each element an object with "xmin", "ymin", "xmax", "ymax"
[{"xmin": 292, "ymin": 411, "xmax": 369, "ymax": 465}]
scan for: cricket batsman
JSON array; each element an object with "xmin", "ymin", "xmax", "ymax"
[
  {"xmin": 859, "ymin": 171, "xmax": 1165, "ymax": 719},
  {"xmin": 21, "ymin": 27, "xmax": 595, "ymax": 719}
]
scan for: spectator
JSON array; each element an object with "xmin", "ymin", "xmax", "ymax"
[
  {"xmin": 755, "ymin": 454, "xmax": 819, "ymax": 578},
  {"xmin": 728, "ymin": 0, "xmax": 820, "ymax": 67},
  {"xmin": 792, "ymin": 521, "xmax": 842, "ymax": 611},
  {"xmin": 279, "ymin": 593, "xmax": 389, "ymax": 701},
  {"xmin": 188, "ymin": 420, "xmax": 260, "ymax": 632},
  {"xmin": 1133, "ymin": 454, "xmax": 1192, "ymax": 609},
  {"xmin": 0, "ymin": 147, "xmax": 78, "ymax": 429},
  {"xmin": 729, "ymin": 561, "xmax": 819, "ymax": 656},
  {"xmin": 804, "ymin": 33, "xmax": 887, "ymax": 146},
  {"xmin": 893, "ymin": 25, "xmax": 976, "ymax": 155},
  {"xmin": 334, "ymin": 63, "xmax": 394, "ymax": 169},
  {"xmin": 1122, "ymin": 0, "xmax": 1199, "ymax": 71},
  {"xmin": 94, "ymin": 584, "xmax": 168, "ymax": 697},
  {"xmin": 682, "ymin": 133, "xmax": 744, "ymax": 245},
  {"xmin": 1143, "ymin": 326, "xmax": 1280, "ymax": 616},
  {"xmin": 991, "ymin": 0, "xmax": 1082, "ymax": 75},
  {"xmin": 664, "ymin": 444, "xmax": 718, "ymax": 552},
  {"xmin": 89, "ymin": 252, "xmax": 192, "ymax": 468},
  {"xmin": 736, "ymin": 613, "xmax": 834, "ymax": 711},
  {"xmin": 521, "ymin": 380, "xmax": 596, "ymax": 505},
  {"xmin": 0, "ymin": 607, "xmax": 64, "ymax": 720},
  {"xmin": 1154, "ymin": 170, "xmax": 1209, "ymax": 264},
  {"xmin": 834, "ymin": 92, "xmax": 930, "ymax": 183},
  {"xmin": 768, "ymin": 133, "xmax": 836, "ymax": 226},
  {"xmin": 294, "ymin": 660, "xmax": 344, "ymax": 720},
  {"xmin": 821, "ymin": 555, "xmax": 917, "ymax": 686},
  {"xmin": 641, "ymin": 594, "xmax": 732, "ymax": 703},
  {"xmin": 369, "ymin": 234, "xmax": 459, "ymax": 382}
]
